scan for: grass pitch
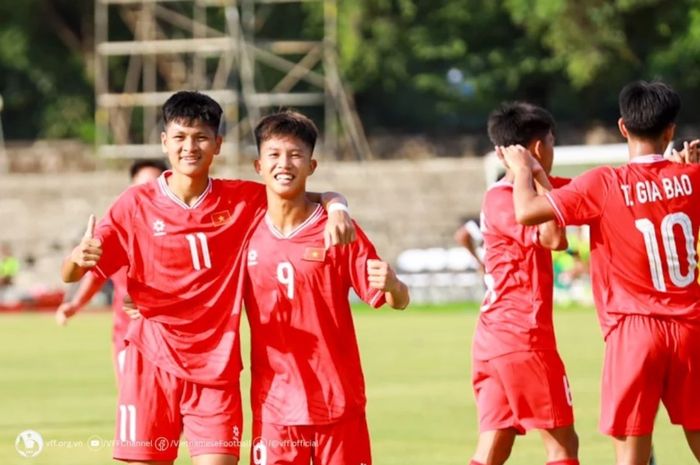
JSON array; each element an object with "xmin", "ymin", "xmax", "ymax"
[{"xmin": 0, "ymin": 303, "xmax": 696, "ymax": 464}]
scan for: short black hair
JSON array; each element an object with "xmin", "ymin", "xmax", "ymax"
[
  {"xmin": 487, "ymin": 102, "xmax": 555, "ymax": 146},
  {"xmin": 254, "ymin": 110, "xmax": 318, "ymax": 153},
  {"xmin": 129, "ymin": 159, "xmax": 169, "ymax": 179},
  {"xmin": 161, "ymin": 91, "xmax": 223, "ymax": 134},
  {"xmin": 619, "ymin": 80, "xmax": 680, "ymax": 139}
]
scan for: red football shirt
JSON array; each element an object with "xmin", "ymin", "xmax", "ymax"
[
  {"xmin": 92, "ymin": 171, "xmax": 267, "ymax": 386},
  {"xmin": 547, "ymin": 155, "xmax": 700, "ymax": 337},
  {"xmin": 110, "ymin": 268, "xmax": 129, "ymax": 353},
  {"xmin": 244, "ymin": 204, "xmax": 386, "ymax": 425},
  {"xmin": 473, "ymin": 176, "xmax": 570, "ymax": 360}
]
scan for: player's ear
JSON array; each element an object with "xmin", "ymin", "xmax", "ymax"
[
  {"xmin": 528, "ymin": 139, "xmax": 543, "ymax": 161},
  {"xmin": 309, "ymin": 158, "xmax": 317, "ymax": 175},
  {"xmin": 618, "ymin": 118, "xmax": 629, "ymax": 139},
  {"xmin": 160, "ymin": 131, "xmax": 168, "ymax": 154},
  {"xmin": 253, "ymin": 158, "xmax": 262, "ymax": 175},
  {"xmin": 214, "ymin": 135, "xmax": 223, "ymax": 156}
]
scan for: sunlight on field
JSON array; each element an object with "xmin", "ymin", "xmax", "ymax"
[{"xmin": 0, "ymin": 304, "xmax": 696, "ymax": 465}]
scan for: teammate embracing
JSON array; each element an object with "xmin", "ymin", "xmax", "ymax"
[
  {"xmin": 470, "ymin": 102, "xmax": 580, "ymax": 465},
  {"xmin": 502, "ymin": 80, "xmax": 700, "ymax": 465},
  {"xmin": 62, "ymin": 92, "xmax": 354, "ymax": 465}
]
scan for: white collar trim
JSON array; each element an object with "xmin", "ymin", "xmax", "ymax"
[
  {"xmin": 157, "ymin": 171, "xmax": 212, "ymax": 210},
  {"xmin": 265, "ymin": 204, "xmax": 324, "ymax": 239},
  {"xmin": 630, "ymin": 154, "xmax": 666, "ymax": 164}
]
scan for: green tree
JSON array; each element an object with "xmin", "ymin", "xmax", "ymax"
[{"xmin": 0, "ymin": 0, "xmax": 95, "ymax": 140}]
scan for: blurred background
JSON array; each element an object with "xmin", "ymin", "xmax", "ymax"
[
  {"xmin": 4, "ymin": 0, "xmax": 700, "ymax": 307},
  {"xmin": 2, "ymin": 1, "xmax": 700, "ymax": 464}
]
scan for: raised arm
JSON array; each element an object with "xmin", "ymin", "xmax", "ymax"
[
  {"xmin": 532, "ymin": 172, "xmax": 568, "ymax": 251},
  {"xmin": 61, "ymin": 215, "xmax": 103, "ymax": 282},
  {"xmin": 307, "ymin": 191, "xmax": 356, "ymax": 246},
  {"xmin": 497, "ymin": 145, "xmax": 566, "ymax": 250}
]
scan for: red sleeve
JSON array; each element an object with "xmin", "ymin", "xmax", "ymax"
[
  {"xmin": 91, "ymin": 190, "xmax": 133, "ymax": 279},
  {"xmin": 549, "ymin": 176, "xmax": 572, "ymax": 188},
  {"xmin": 345, "ymin": 222, "xmax": 386, "ymax": 308},
  {"xmin": 482, "ymin": 186, "xmax": 539, "ymax": 248},
  {"xmin": 546, "ymin": 166, "xmax": 612, "ymax": 226}
]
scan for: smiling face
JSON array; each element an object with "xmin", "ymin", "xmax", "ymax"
[
  {"xmin": 160, "ymin": 119, "xmax": 222, "ymax": 178},
  {"xmin": 255, "ymin": 135, "xmax": 316, "ymax": 199}
]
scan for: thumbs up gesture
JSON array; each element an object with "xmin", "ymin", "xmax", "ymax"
[{"xmin": 70, "ymin": 215, "xmax": 103, "ymax": 268}]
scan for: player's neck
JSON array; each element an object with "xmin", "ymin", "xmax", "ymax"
[
  {"xmin": 266, "ymin": 193, "xmax": 317, "ymax": 236},
  {"xmin": 166, "ymin": 172, "xmax": 210, "ymax": 206},
  {"xmin": 626, "ymin": 138, "xmax": 666, "ymax": 159}
]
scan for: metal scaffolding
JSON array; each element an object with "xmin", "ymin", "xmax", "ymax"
[{"xmin": 94, "ymin": 0, "xmax": 372, "ymax": 167}]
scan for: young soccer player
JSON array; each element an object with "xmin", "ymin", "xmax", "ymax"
[
  {"xmin": 501, "ymin": 80, "xmax": 700, "ymax": 465},
  {"xmin": 61, "ymin": 91, "xmax": 355, "ymax": 465},
  {"xmin": 470, "ymin": 102, "xmax": 579, "ymax": 465},
  {"xmin": 55, "ymin": 159, "xmax": 167, "ymax": 377},
  {"xmin": 244, "ymin": 110, "xmax": 410, "ymax": 465}
]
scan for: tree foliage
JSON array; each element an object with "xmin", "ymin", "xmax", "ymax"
[{"xmin": 1, "ymin": 0, "xmax": 700, "ymax": 140}]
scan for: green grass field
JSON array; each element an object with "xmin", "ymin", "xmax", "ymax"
[{"xmin": 1, "ymin": 303, "xmax": 696, "ymax": 464}]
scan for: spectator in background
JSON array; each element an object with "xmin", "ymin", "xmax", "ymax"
[
  {"xmin": 0, "ymin": 243, "xmax": 20, "ymax": 287},
  {"xmin": 454, "ymin": 216, "xmax": 484, "ymax": 273},
  {"xmin": 54, "ymin": 158, "xmax": 168, "ymax": 378}
]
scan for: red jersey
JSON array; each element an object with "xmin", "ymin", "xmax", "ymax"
[
  {"xmin": 474, "ymin": 176, "xmax": 570, "ymax": 360},
  {"xmin": 92, "ymin": 171, "xmax": 267, "ymax": 386},
  {"xmin": 546, "ymin": 155, "xmax": 700, "ymax": 337},
  {"xmin": 110, "ymin": 268, "xmax": 129, "ymax": 352},
  {"xmin": 244, "ymin": 204, "xmax": 386, "ymax": 425}
]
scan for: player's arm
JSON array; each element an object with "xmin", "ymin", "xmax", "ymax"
[
  {"xmin": 55, "ymin": 272, "xmax": 107, "ymax": 325},
  {"xmin": 533, "ymin": 172, "xmax": 568, "ymax": 251},
  {"xmin": 61, "ymin": 215, "xmax": 103, "ymax": 283},
  {"xmin": 498, "ymin": 145, "xmax": 557, "ymax": 226},
  {"xmin": 367, "ymin": 259, "xmax": 410, "ymax": 310},
  {"xmin": 306, "ymin": 191, "xmax": 356, "ymax": 247},
  {"xmin": 454, "ymin": 225, "xmax": 484, "ymax": 270}
]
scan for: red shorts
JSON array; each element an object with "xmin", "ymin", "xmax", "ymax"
[
  {"xmin": 472, "ymin": 350, "xmax": 574, "ymax": 434},
  {"xmin": 113, "ymin": 345, "xmax": 243, "ymax": 462},
  {"xmin": 251, "ymin": 413, "xmax": 371, "ymax": 465},
  {"xmin": 601, "ymin": 315, "xmax": 700, "ymax": 436}
]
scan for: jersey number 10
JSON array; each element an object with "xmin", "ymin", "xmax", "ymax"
[{"xmin": 635, "ymin": 212, "xmax": 698, "ymax": 292}]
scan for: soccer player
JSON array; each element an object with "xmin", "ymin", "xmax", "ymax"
[
  {"xmin": 55, "ymin": 159, "xmax": 167, "ymax": 377},
  {"xmin": 500, "ymin": 80, "xmax": 700, "ymax": 465},
  {"xmin": 61, "ymin": 91, "xmax": 355, "ymax": 465},
  {"xmin": 244, "ymin": 110, "xmax": 410, "ymax": 465},
  {"xmin": 470, "ymin": 102, "xmax": 579, "ymax": 465}
]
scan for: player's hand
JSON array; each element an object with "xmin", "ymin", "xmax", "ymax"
[
  {"xmin": 55, "ymin": 301, "xmax": 79, "ymax": 326},
  {"xmin": 670, "ymin": 139, "xmax": 700, "ymax": 164},
  {"xmin": 324, "ymin": 208, "xmax": 356, "ymax": 248},
  {"xmin": 367, "ymin": 259, "xmax": 399, "ymax": 292},
  {"xmin": 123, "ymin": 295, "xmax": 141, "ymax": 320},
  {"xmin": 497, "ymin": 145, "xmax": 540, "ymax": 174},
  {"xmin": 70, "ymin": 215, "xmax": 103, "ymax": 268}
]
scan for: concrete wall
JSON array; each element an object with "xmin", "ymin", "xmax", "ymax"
[{"xmin": 0, "ymin": 158, "xmax": 486, "ymax": 287}]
